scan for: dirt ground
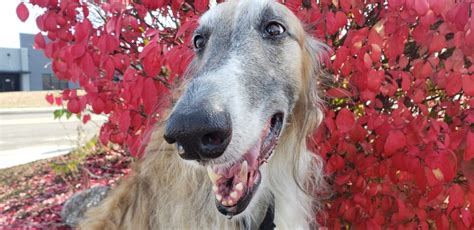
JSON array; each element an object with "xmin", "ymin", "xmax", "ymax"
[{"xmin": 0, "ymin": 139, "xmax": 132, "ymax": 228}]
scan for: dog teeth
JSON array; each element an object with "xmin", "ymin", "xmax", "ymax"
[
  {"xmin": 177, "ymin": 144, "xmax": 185, "ymax": 155},
  {"xmin": 230, "ymin": 191, "xmax": 238, "ymax": 199},
  {"xmin": 207, "ymin": 167, "xmax": 222, "ymax": 184},
  {"xmin": 239, "ymin": 161, "xmax": 248, "ymax": 183},
  {"xmin": 216, "ymin": 194, "xmax": 222, "ymax": 202},
  {"xmin": 227, "ymin": 199, "xmax": 235, "ymax": 206},
  {"xmin": 212, "ymin": 185, "xmax": 218, "ymax": 192},
  {"xmin": 235, "ymin": 182, "xmax": 243, "ymax": 191}
]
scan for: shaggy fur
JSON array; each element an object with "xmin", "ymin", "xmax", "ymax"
[{"xmin": 79, "ymin": 0, "xmax": 327, "ymax": 229}]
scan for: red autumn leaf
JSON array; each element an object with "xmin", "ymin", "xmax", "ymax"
[
  {"xmin": 326, "ymin": 12, "xmax": 339, "ymax": 35},
  {"xmin": 462, "ymin": 75, "xmax": 474, "ymax": 97},
  {"xmin": 370, "ymin": 44, "xmax": 382, "ymax": 62},
  {"xmin": 74, "ymin": 20, "xmax": 92, "ymax": 42},
  {"xmin": 92, "ymin": 97, "xmax": 105, "ymax": 114},
  {"xmin": 70, "ymin": 43, "xmax": 86, "ymax": 59},
  {"xmin": 428, "ymin": 0, "xmax": 445, "ymax": 15},
  {"xmin": 368, "ymin": 27, "xmax": 383, "ymax": 48},
  {"xmin": 446, "ymin": 3, "xmax": 469, "ymax": 31},
  {"xmin": 34, "ymin": 33, "xmax": 46, "ymax": 50},
  {"xmin": 35, "ymin": 0, "xmax": 50, "ymax": 8},
  {"xmin": 171, "ymin": 0, "xmax": 185, "ymax": 12},
  {"xmin": 80, "ymin": 53, "xmax": 98, "ymax": 78},
  {"xmin": 461, "ymin": 162, "xmax": 474, "ymax": 194},
  {"xmin": 142, "ymin": 78, "xmax": 158, "ymax": 115},
  {"xmin": 327, "ymin": 154, "xmax": 345, "ymax": 173},
  {"xmin": 176, "ymin": 19, "xmax": 198, "ymax": 39},
  {"xmin": 336, "ymin": 108, "xmax": 355, "ymax": 133},
  {"xmin": 194, "ymin": 0, "xmax": 209, "ymax": 13},
  {"xmin": 110, "ymin": 132, "xmax": 125, "ymax": 144},
  {"xmin": 363, "ymin": 52, "xmax": 372, "ymax": 69},
  {"xmin": 141, "ymin": 43, "xmax": 162, "ymax": 77},
  {"xmin": 461, "ymin": 208, "xmax": 472, "ymax": 227},
  {"xmin": 54, "ymin": 96, "xmax": 62, "ymax": 106},
  {"xmin": 446, "ymin": 72, "xmax": 462, "ymax": 96},
  {"xmin": 351, "ymin": 8, "xmax": 366, "ymax": 26},
  {"xmin": 388, "ymin": 0, "xmax": 405, "ymax": 9},
  {"xmin": 466, "ymin": 17, "xmax": 474, "ymax": 48},
  {"xmin": 67, "ymin": 99, "xmax": 81, "ymax": 114},
  {"xmin": 44, "ymin": 13, "xmax": 58, "ymax": 31},
  {"xmin": 429, "ymin": 35, "xmax": 446, "ymax": 52},
  {"xmin": 99, "ymin": 125, "xmax": 111, "ymax": 145},
  {"xmin": 326, "ymin": 88, "xmax": 352, "ymax": 98},
  {"xmin": 413, "ymin": 89, "xmax": 425, "ymax": 103},
  {"xmin": 384, "ymin": 130, "xmax": 406, "ymax": 156},
  {"xmin": 106, "ymin": 17, "xmax": 118, "ymax": 35},
  {"xmin": 104, "ymin": 58, "xmax": 116, "ymax": 80},
  {"xmin": 35, "ymin": 14, "xmax": 45, "ymax": 31},
  {"xmin": 119, "ymin": 111, "xmax": 131, "ymax": 133},
  {"xmin": 419, "ymin": 62, "xmax": 433, "ymax": 79},
  {"xmin": 447, "ymin": 184, "xmax": 465, "ymax": 213},
  {"xmin": 401, "ymin": 73, "xmax": 412, "ymax": 92},
  {"xmin": 335, "ymin": 11, "xmax": 347, "ymax": 29},
  {"xmin": 45, "ymin": 94, "xmax": 54, "ymax": 105},
  {"xmin": 82, "ymin": 114, "xmax": 91, "ymax": 124},
  {"xmin": 367, "ymin": 69, "xmax": 383, "ymax": 92},
  {"xmin": 333, "ymin": 46, "xmax": 349, "ymax": 70},
  {"xmin": 366, "ymin": 218, "xmax": 381, "ymax": 230},
  {"xmin": 436, "ymin": 215, "xmax": 450, "ymax": 229},
  {"xmin": 413, "ymin": 0, "xmax": 429, "ymax": 16},
  {"xmin": 16, "ymin": 3, "xmax": 29, "ymax": 22},
  {"xmin": 395, "ymin": 198, "xmax": 413, "ymax": 221},
  {"xmin": 285, "ymin": 0, "xmax": 302, "ymax": 12},
  {"xmin": 465, "ymin": 131, "xmax": 474, "ymax": 161}
]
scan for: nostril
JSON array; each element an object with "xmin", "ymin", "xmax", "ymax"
[
  {"xmin": 164, "ymin": 135, "xmax": 176, "ymax": 144},
  {"xmin": 202, "ymin": 131, "xmax": 226, "ymax": 147},
  {"xmin": 200, "ymin": 130, "xmax": 231, "ymax": 159}
]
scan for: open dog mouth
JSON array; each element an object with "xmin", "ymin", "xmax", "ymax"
[{"xmin": 206, "ymin": 113, "xmax": 284, "ymax": 217}]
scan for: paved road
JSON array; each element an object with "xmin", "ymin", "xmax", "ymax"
[{"xmin": 0, "ymin": 109, "xmax": 107, "ymax": 169}]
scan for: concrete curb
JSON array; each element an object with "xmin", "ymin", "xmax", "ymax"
[{"xmin": 0, "ymin": 107, "xmax": 58, "ymax": 114}]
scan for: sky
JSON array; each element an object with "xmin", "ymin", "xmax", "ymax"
[{"xmin": 0, "ymin": 0, "xmax": 42, "ymax": 48}]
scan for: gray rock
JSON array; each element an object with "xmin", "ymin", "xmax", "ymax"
[{"xmin": 61, "ymin": 185, "xmax": 110, "ymax": 227}]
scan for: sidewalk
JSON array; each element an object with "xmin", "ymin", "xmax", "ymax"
[
  {"xmin": 0, "ymin": 145, "xmax": 75, "ymax": 169},
  {"xmin": 0, "ymin": 93, "xmax": 106, "ymax": 169}
]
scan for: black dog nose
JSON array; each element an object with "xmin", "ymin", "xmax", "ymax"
[{"xmin": 164, "ymin": 107, "xmax": 232, "ymax": 160}]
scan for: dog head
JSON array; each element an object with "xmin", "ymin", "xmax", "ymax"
[{"xmin": 164, "ymin": 0, "xmax": 325, "ymax": 217}]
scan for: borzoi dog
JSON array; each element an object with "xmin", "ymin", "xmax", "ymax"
[{"xmin": 80, "ymin": 0, "xmax": 326, "ymax": 228}]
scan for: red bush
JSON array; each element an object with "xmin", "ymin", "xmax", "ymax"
[{"xmin": 18, "ymin": 0, "xmax": 473, "ymax": 228}]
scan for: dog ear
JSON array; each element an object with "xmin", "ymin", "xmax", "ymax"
[
  {"xmin": 303, "ymin": 36, "xmax": 329, "ymax": 128},
  {"xmin": 304, "ymin": 36, "xmax": 329, "ymax": 70}
]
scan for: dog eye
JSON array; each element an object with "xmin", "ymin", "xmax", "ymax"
[
  {"xmin": 193, "ymin": 35, "xmax": 206, "ymax": 49},
  {"xmin": 264, "ymin": 22, "xmax": 286, "ymax": 37}
]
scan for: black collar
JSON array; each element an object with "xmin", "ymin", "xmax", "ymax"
[
  {"xmin": 241, "ymin": 195, "xmax": 275, "ymax": 230},
  {"xmin": 258, "ymin": 199, "xmax": 275, "ymax": 230}
]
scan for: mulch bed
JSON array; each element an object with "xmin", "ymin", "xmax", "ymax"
[{"xmin": 0, "ymin": 142, "xmax": 132, "ymax": 229}]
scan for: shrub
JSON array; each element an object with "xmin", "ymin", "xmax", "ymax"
[{"xmin": 18, "ymin": 0, "xmax": 473, "ymax": 228}]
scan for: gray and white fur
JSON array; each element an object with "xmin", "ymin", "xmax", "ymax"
[{"xmin": 79, "ymin": 0, "xmax": 327, "ymax": 229}]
